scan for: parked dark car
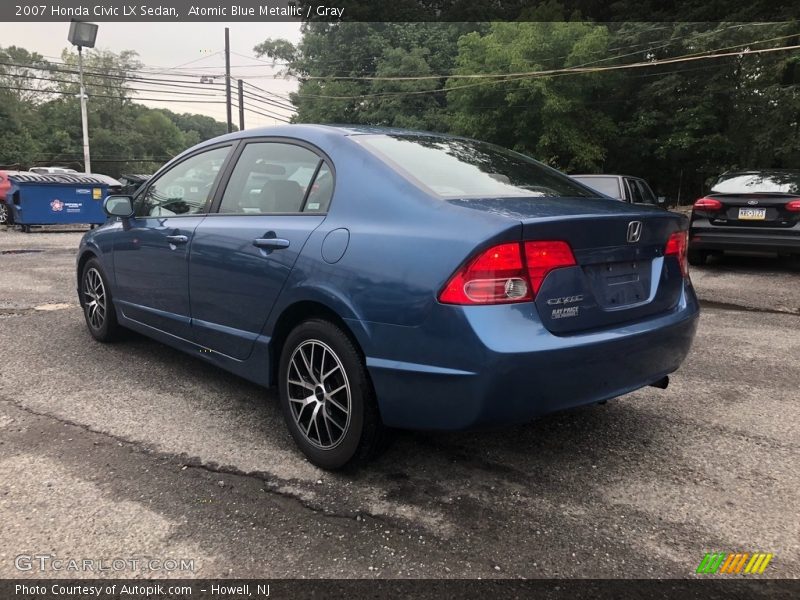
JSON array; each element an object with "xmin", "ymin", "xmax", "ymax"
[
  {"xmin": 571, "ymin": 174, "xmax": 667, "ymax": 207},
  {"xmin": 688, "ymin": 170, "xmax": 800, "ymax": 265},
  {"xmin": 77, "ymin": 125, "xmax": 699, "ymax": 469}
]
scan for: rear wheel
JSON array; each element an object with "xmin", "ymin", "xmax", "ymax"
[
  {"xmin": 278, "ymin": 319, "xmax": 387, "ymax": 470},
  {"xmin": 687, "ymin": 248, "xmax": 708, "ymax": 266},
  {"xmin": 81, "ymin": 258, "xmax": 121, "ymax": 342},
  {"xmin": 0, "ymin": 203, "xmax": 8, "ymax": 225}
]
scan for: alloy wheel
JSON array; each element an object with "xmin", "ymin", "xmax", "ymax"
[
  {"xmin": 287, "ymin": 339, "xmax": 351, "ymax": 449},
  {"xmin": 83, "ymin": 267, "xmax": 107, "ymax": 330}
]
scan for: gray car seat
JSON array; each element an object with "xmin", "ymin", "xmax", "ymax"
[{"xmin": 257, "ymin": 180, "xmax": 305, "ymax": 213}]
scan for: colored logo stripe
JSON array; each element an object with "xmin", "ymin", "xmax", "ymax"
[
  {"xmin": 697, "ymin": 553, "xmax": 774, "ymax": 574},
  {"xmin": 745, "ymin": 553, "xmax": 773, "ymax": 574},
  {"xmin": 697, "ymin": 553, "xmax": 726, "ymax": 573}
]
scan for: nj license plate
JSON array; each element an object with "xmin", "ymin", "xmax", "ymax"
[{"xmin": 738, "ymin": 207, "xmax": 766, "ymax": 220}]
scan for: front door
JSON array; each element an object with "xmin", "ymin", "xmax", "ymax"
[{"xmin": 112, "ymin": 145, "xmax": 232, "ymax": 340}]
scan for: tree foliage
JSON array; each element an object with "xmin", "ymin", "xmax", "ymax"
[
  {"xmin": 0, "ymin": 46, "xmax": 229, "ymax": 177},
  {"xmin": 258, "ymin": 18, "xmax": 800, "ymax": 202}
]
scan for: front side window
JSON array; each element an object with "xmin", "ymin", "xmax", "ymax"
[
  {"xmin": 136, "ymin": 146, "xmax": 230, "ymax": 217},
  {"xmin": 356, "ymin": 134, "xmax": 592, "ymax": 199},
  {"xmin": 218, "ymin": 142, "xmax": 333, "ymax": 214}
]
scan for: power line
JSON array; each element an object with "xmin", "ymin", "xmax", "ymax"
[
  {"xmin": 1, "ymin": 72, "xmax": 226, "ymax": 98},
  {"xmin": 242, "ymin": 80, "xmax": 294, "ymax": 103},
  {"xmin": 301, "ymin": 33, "xmax": 800, "ymax": 81},
  {"xmin": 242, "ymin": 90, "xmax": 295, "ymax": 112},
  {"xmin": 241, "ymin": 100, "xmax": 291, "ymax": 123},
  {"xmin": 288, "ymin": 42, "xmax": 800, "ymax": 100},
  {"xmin": 0, "ymin": 84, "xmax": 226, "ymax": 104},
  {"xmin": 0, "ymin": 60, "xmax": 228, "ymax": 90}
]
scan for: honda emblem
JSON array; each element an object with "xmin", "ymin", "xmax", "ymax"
[{"xmin": 626, "ymin": 221, "xmax": 643, "ymax": 243}]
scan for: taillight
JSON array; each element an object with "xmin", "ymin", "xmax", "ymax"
[
  {"xmin": 524, "ymin": 241, "xmax": 577, "ymax": 294},
  {"xmin": 785, "ymin": 199, "xmax": 800, "ymax": 212},
  {"xmin": 439, "ymin": 241, "xmax": 576, "ymax": 305},
  {"xmin": 693, "ymin": 197, "xmax": 723, "ymax": 211},
  {"xmin": 665, "ymin": 231, "xmax": 689, "ymax": 278}
]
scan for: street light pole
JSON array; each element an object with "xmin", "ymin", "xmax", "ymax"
[
  {"xmin": 67, "ymin": 20, "xmax": 98, "ymax": 174},
  {"xmin": 77, "ymin": 46, "xmax": 91, "ymax": 174}
]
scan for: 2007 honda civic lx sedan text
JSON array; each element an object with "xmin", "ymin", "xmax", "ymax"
[{"xmin": 77, "ymin": 125, "xmax": 699, "ymax": 469}]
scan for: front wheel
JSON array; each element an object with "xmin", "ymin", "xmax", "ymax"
[
  {"xmin": 80, "ymin": 258, "xmax": 121, "ymax": 342},
  {"xmin": 278, "ymin": 319, "xmax": 387, "ymax": 470},
  {"xmin": 0, "ymin": 203, "xmax": 9, "ymax": 225}
]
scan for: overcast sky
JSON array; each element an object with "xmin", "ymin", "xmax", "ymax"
[{"xmin": 3, "ymin": 22, "xmax": 302, "ymax": 126}]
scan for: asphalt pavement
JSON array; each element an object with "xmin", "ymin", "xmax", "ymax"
[{"xmin": 0, "ymin": 226, "xmax": 798, "ymax": 579}]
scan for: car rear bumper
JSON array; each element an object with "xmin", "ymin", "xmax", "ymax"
[
  {"xmin": 689, "ymin": 224, "xmax": 800, "ymax": 253},
  {"xmin": 355, "ymin": 284, "xmax": 699, "ymax": 431}
]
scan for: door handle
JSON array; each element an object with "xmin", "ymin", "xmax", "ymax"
[
  {"xmin": 166, "ymin": 234, "xmax": 189, "ymax": 244},
  {"xmin": 253, "ymin": 237, "xmax": 290, "ymax": 250}
]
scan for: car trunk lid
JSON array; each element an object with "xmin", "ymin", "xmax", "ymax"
[
  {"xmin": 699, "ymin": 193, "xmax": 800, "ymax": 227},
  {"xmin": 447, "ymin": 196, "xmax": 688, "ymax": 334}
]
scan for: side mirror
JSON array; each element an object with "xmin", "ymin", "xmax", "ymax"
[
  {"xmin": 103, "ymin": 195, "xmax": 134, "ymax": 218},
  {"xmin": 656, "ymin": 196, "xmax": 667, "ymax": 206}
]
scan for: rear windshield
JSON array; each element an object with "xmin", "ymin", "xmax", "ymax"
[
  {"xmin": 570, "ymin": 176, "xmax": 621, "ymax": 199},
  {"xmin": 711, "ymin": 172, "xmax": 800, "ymax": 194},
  {"xmin": 356, "ymin": 134, "xmax": 592, "ymax": 199}
]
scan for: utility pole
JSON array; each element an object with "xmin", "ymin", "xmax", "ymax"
[
  {"xmin": 225, "ymin": 27, "xmax": 232, "ymax": 133},
  {"xmin": 78, "ymin": 46, "xmax": 91, "ymax": 173},
  {"xmin": 238, "ymin": 79, "xmax": 245, "ymax": 131}
]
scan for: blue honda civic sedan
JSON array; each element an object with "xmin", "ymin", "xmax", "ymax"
[{"xmin": 77, "ymin": 125, "xmax": 699, "ymax": 469}]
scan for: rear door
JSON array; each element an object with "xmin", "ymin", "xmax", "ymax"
[
  {"xmin": 112, "ymin": 144, "xmax": 232, "ymax": 339},
  {"xmin": 188, "ymin": 140, "xmax": 333, "ymax": 360}
]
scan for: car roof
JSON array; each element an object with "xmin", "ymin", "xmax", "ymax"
[
  {"xmin": 717, "ymin": 169, "xmax": 800, "ymax": 177},
  {"xmin": 571, "ymin": 174, "xmax": 637, "ymax": 179},
  {"xmin": 207, "ymin": 123, "xmax": 462, "ymax": 145}
]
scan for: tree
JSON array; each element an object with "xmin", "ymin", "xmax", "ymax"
[{"xmin": 0, "ymin": 45, "xmax": 230, "ymax": 176}]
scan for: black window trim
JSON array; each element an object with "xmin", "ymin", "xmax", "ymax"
[
  {"xmin": 132, "ymin": 141, "xmax": 239, "ymax": 218},
  {"xmin": 207, "ymin": 136, "xmax": 336, "ymax": 217}
]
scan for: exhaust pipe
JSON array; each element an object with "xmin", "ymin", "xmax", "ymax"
[{"xmin": 649, "ymin": 376, "xmax": 669, "ymax": 389}]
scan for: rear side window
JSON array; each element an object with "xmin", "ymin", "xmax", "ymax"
[
  {"xmin": 712, "ymin": 172, "xmax": 800, "ymax": 194},
  {"xmin": 218, "ymin": 142, "xmax": 333, "ymax": 214},
  {"xmin": 571, "ymin": 176, "xmax": 621, "ymax": 199},
  {"xmin": 626, "ymin": 179, "xmax": 644, "ymax": 203},
  {"xmin": 356, "ymin": 134, "xmax": 591, "ymax": 199},
  {"xmin": 636, "ymin": 180, "xmax": 657, "ymax": 204}
]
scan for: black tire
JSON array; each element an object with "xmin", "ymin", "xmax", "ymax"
[
  {"xmin": 687, "ymin": 248, "xmax": 708, "ymax": 266},
  {"xmin": 0, "ymin": 203, "xmax": 8, "ymax": 225},
  {"xmin": 278, "ymin": 319, "xmax": 388, "ymax": 470},
  {"xmin": 80, "ymin": 258, "xmax": 121, "ymax": 342}
]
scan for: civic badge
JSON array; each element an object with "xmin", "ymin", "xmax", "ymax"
[{"xmin": 626, "ymin": 220, "xmax": 642, "ymax": 243}]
